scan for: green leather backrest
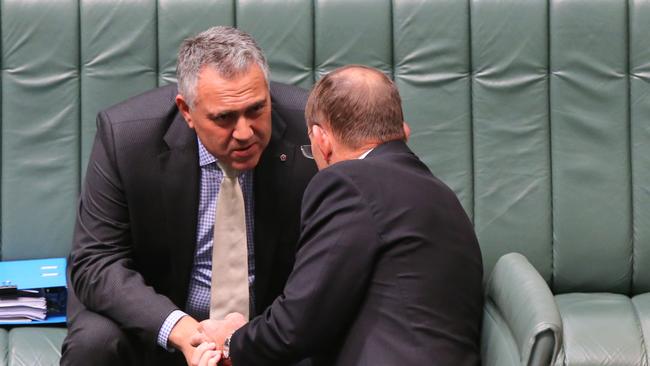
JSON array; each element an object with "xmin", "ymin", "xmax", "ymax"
[{"xmin": 1, "ymin": 0, "xmax": 649, "ymax": 295}]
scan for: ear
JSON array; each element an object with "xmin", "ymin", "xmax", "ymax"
[
  {"xmin": 313, "ymin": 124, "xmax": 333, "ymax": 163},
  {"xmin": 175, "ymin": 94, "xmax": 194, "ymax": 129},
  {"xmin": 402, "ymin": 121, "xmax": 411, "ymax": 141}
]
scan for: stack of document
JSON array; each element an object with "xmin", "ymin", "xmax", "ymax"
[
  {"xmin": 0, "ymin": 257, "xmax": 67, "ymax": 324},
  {"xmin": 0, "ymin": 293, "xmax": 47, "ymax": 322}
]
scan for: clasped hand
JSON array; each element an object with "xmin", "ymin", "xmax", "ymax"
[{"xmin": 188, "ymin": 312, "xmax": 247, "ymax": 366}]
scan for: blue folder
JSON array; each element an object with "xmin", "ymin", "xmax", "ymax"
[{"xmin": 0, "ymin": 257, "xmax": 67, "ymax": 325}]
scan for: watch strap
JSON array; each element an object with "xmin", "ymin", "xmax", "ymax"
[{"xmin": 223, "ymin": 334, "xmax": 232, "ymax": 359}]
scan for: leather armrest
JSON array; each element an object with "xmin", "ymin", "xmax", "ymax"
[{"xmin": 483, "ymin": 253, "xmax": 562, "ymax": 366}]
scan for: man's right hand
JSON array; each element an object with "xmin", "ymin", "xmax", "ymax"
[
  {"xmin": 190, "ymin": 342, "xmax": 222, "ymax": 366},
  {"xmin": 168, "ymin": 315, "xmax": 203, "ymax": 365},
  {"xmin": 196, "ymin": 313, "xmax": 247, "ymax": 347}
]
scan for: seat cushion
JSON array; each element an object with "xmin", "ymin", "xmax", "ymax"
[
  {"xmin": 555, "ymin": 293, "xmax": 646, "ymax": 365},
  {"xmin": 8, "ymin": 327, "xmax": 66, "ymax": 366},
  {"xmin": 0, "ymin": 328, "xmax": 8, "ymax": 366},
  {"xmin": 632, "ymin": 293, "xmax": 650, "ymax": 357}
]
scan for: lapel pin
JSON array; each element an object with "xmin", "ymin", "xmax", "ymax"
[{"xmin": 280, "ymin": 153, "xmax": 287, "ymax": 162}]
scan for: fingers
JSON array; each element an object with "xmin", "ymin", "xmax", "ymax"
[
  {"xmin": 196, "ymin": 315, "xmax": 245, "ymax": 348},
  {"xmin": 225, "ymin": 312, "xmax": 246, "ymax": 323},
  {"xmin": 190, "ymin": 332, "xmax": 209, "ymax": 347},
  {"xmin": 200, "ymin": 319, "xmax": 224, "ymax": 335},
  {"xmin": 190, "ymin": 342, "xmax": 216, "ymax": 366},
  {"xmin": 199, "ymin": 348, "xmax": 221, "ymax": 366},
  {"xmin": 225, "ymin": 312, "xmax": 247, "ymax": 329},
  {"xmin": 208, "ymin": 351, "xmax": 221, "ymax": 366}
]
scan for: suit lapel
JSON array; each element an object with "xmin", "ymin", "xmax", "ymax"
[
  {"xmin": 158, "ymin": 112, "xmax": 200, "ymax": 306},
  {"xmin": 253, "ymin": 108, "xmax": 296, "ymax": 312}
]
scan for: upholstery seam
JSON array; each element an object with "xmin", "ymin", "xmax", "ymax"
[
  {"xmin": 77, "ymin": 0, "xmax": 82, "ymax": 195},
  {"xmin": 389, "ymin": 0, "xmax": 395, "ymax": 80},
  {"xmin": 547, "ymin": 0, "xmax": 555, "ymax": 290},
  {"xmin": 0, "ymin": 0, "xmax": 3, "ymax": 256},
  {"xmin": 155, "ymin": 0, "xmax": 160, "ymax": 86},
  {"xmin": 312, "ymin": 0, "xmax": 316, "ymax": 84},
  {"xmin": 467, "ymin": 0, "xmax": 475, "ymax": 223},
  {"xmin": 233, "ymin": 0, "xmax": 238, "ymax": 29},
  {"xmin": 630, "ymin": 298, "xmax": 648, "ymax": 366},
  {"xmin": 626, "ymin": 0, "xmax": 636, "ymax": 298}
]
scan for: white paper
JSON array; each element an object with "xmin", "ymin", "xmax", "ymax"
[{"xmin": 0, "ymin": 296, "xmax": 47, "ymax": 321}]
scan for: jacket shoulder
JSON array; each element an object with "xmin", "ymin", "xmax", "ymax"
[
  {"xmin": 100, "ymin": 83, "xmax": 179, "ymax": 124},
  {"xmin": 270, "ymin": 82, "xmax": 308, "ymax": 112},
  {"xmin": 269, "ymin": 82, "xmax": 310, "ymax": 145}
]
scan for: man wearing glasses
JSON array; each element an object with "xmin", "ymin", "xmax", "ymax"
[{"xmin": 193, "ymin": 65, "xmax": 484, "ymax": 366}]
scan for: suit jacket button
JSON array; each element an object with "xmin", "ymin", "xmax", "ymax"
[{"xmin": 280, "ymin": 153, "xmax": 287, "ymax": 162}]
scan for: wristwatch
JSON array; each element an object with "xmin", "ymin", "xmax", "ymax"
[{"xmin": 222, "ymin": 334, "xmax": 232, "ymax": 360}]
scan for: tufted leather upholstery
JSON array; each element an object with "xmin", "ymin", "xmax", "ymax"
[
  {"xmin": 7, "ymin": 328, "xmax": 65, "ymax": 366},
  {"xmin": 0, "ymin": 0, "xmax": 649, "ymax": 365}
]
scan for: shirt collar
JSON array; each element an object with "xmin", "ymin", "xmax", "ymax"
[
  {"xmin": 358, "ymin": 148, "xmax": 374, "ymax": 160},
  {"xmin": 197, "ymin": 138, "xmax": 253, "ymax": 178},
  {"xmin": 197, "ymin": 138, "xmax": 216, "ymax": 167}
]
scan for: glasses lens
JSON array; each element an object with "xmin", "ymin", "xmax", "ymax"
[{"xmin": 300, "ymin": 145, "xmax": 313, "ymax": 159}]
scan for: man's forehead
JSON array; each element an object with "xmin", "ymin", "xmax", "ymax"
[
  {"xmin": 197, "ymin": 64, "xmax": 267, "ymax": 87},
  {"xmin": 205, "ymin": 97, "xmax": 268, "ymax": 116},
  {"xmin": 194, "ymin": 71, "xmax": 269, "ymax": 110}
]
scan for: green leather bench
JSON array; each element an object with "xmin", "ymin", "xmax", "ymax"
[{"xmin": 1, "ymin": 0, "xmax": 648, "ymax": 365}]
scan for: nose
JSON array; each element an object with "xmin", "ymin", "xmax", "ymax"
[{"xmin": 232, "ymin": 116, "xmax": 254, "ymax": 141}]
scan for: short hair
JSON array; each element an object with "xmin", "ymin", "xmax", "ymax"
[
  {"xmin": 305, "ymin": 65, "xmax": 405, "ymax": 149},
  {"xmin": 176, "ymin": 26, "xmax": 269, "ymax": 107}
]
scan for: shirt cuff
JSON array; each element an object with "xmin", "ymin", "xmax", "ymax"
[{"xmin": 157, "ymin": 310, "xmax": 188, "ymax": 351}]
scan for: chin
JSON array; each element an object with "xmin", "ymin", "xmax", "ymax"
[{"xmin": 231, "ymin": 156, "xmax": 261, "ymax": 171}]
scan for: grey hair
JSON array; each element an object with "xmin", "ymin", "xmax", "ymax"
[{"xmin": 176, "ymin": 26, "xmax": 270, "ymax": 107}]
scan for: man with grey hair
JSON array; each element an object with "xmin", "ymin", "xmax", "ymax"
[{"xmin": 61, "ymin": 26, "xmax": 316, "ymax": 366}]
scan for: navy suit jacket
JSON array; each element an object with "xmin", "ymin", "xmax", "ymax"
[{"xmin": 230, "ymin": 140, "xmax": 484, "ymax": 366}]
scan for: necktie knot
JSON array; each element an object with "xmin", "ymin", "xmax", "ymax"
[{"xmin": 218, "ymin": 162, "xmax": 240, "ymax": 180}]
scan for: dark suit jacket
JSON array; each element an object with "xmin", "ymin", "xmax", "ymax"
[
  {"xmin": 230, "ymin": 140, "xmax": 483, "ymax": 366},
  {"xmin": 67, "ymin": 82, "xmax": 316, "ymax": 364}
]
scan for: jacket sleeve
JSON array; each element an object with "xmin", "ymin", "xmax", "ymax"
[
  {"xmin": 68, "ymin": 112, "xmax": 179, "ymax": 345},
  {"xmin": 230, "ymin": 167, "xmax": 378, "ymax": 364}
]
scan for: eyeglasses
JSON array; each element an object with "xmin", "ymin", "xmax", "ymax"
[
  {"xmin": 300, "ymin": 145, "xmax": 313, "ymax": 159},
  {"xmin": 301, "ymin": 125, "xmax": 318, "ymax": 159}
]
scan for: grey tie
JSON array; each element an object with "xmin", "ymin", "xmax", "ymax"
[{"xmin": 209, "ymin": 162, "xmax": 250, "ymax": 320}]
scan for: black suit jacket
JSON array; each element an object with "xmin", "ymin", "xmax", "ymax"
[
  {"xmin": 230, "ymin": 140, "xmax": 483, "ymax": 366},
  {"xmin": 67, "ymin": 82, "xmax": 316, "ymax": 363}
]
